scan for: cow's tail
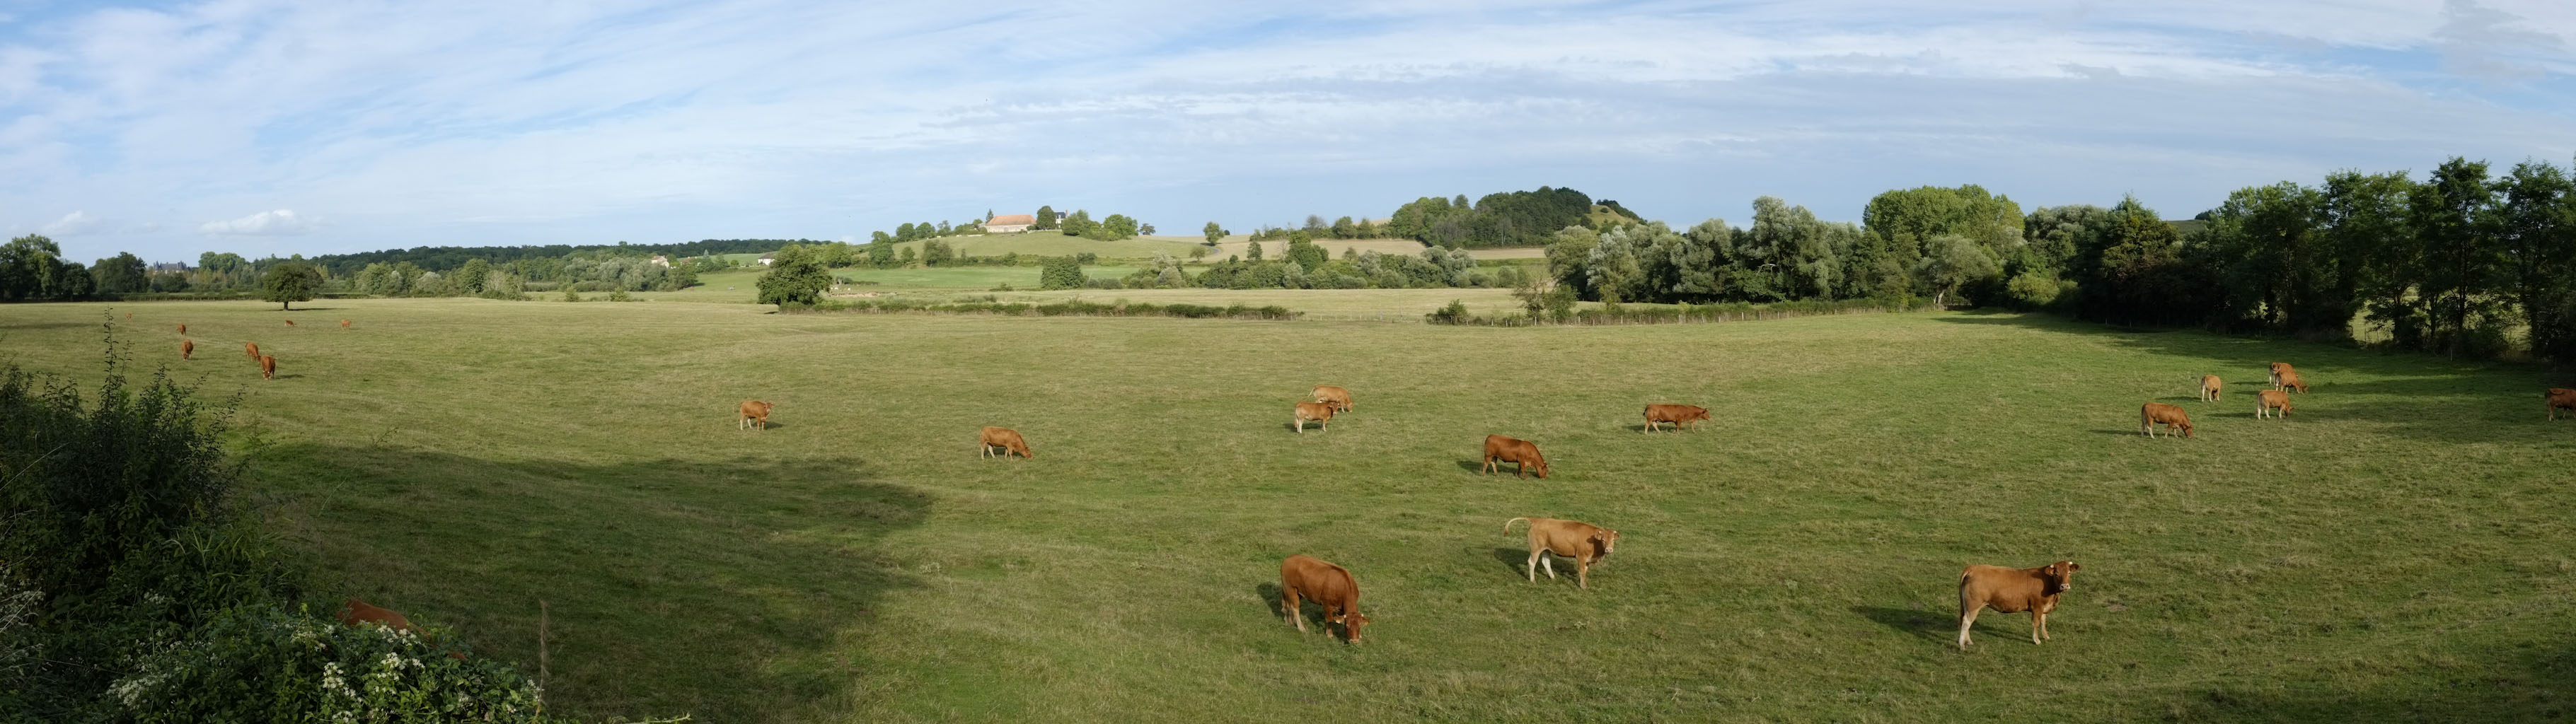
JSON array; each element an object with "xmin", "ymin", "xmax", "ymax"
[{"xmin": 1503, "ymin": 517, "xmax": 1530, "ymax": 534}]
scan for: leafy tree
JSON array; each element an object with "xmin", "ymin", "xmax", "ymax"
[
  {"xmin": 1061, "ymin": 209, "xmax": 1096, "ymax": 238},
  {"xmin": 868, "ymin": 235, "xmax": 896, "ymax": 267},
  {"xmin": 2408, "ymin": 157, "xmax": 2502, "ymax": 358},
  {"xmin": 456, "ymin": 257, "xmax": 493, "ymax": 294},
  {"xmin": 1035, "ymin": 206, "xmax": 1058, "ymax": 230},
  {"xmin": 88, "ymin": 252, "xmax": 149, "ymax": 295},
  {"xmin": 1332, "ymin": 216, "xmax": 1358, "ymax": 239},
  {"xmin": 756, "ymin": 244, "xmax": 833, "ymax": 307},
  {"xmin": 922, "ymin": 239, "xmax": 957, "ymax": 267},
  {"xmin": 1098, "ymin": 214, "xmax": 1138, "ymax": 240},
  {"xmin": 260, "ymin": 262, "xmax": 320, "ymax": 310},
  {"xmin": 1203, "ymin": 221, "xmax": 1226, "ymax": 243},
  {"xmin": 1286, "ymin": 237, "xmax": 1327, "ymax": 269},
  {"xmin": 2497, "ymin": 160, "xmax": 2576, "ymax": 364},
  {"xmin": 1188, "ymin": 245, "xmax": 1211, "ymax": 259},
  {"xmin": 1039, "ymin": 256, "xmax": 1086, "ymax": 289},
  {"xmin": 1244, "ymin": 238, "xmax": 1264, "ymax": 261},
  {"xmin": 1914, "ymin": 235, "xmax": 2000, "ymax": 307},
  {"xmin": 1138, "ymin": 222, "xmax": 1155, "ymax": 235}
]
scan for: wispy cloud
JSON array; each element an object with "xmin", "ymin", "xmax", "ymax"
[{"xmin": 0, "ymin": 0, "xmax": 2568, "ymax": 262}]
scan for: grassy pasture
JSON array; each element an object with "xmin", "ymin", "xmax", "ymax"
[
  {"xmin": 884, "ymin": 234, "xmax": 1211, "ymax": 260},
  {"xmin": 4, "ymin": 300, "xmax": 2573, "ymax": 723}
]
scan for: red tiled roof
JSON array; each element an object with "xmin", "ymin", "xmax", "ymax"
[{"xmin": 988, "ymin": 214, "xmax": 1035, "ymax": 226}]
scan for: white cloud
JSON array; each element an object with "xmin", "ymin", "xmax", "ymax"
[
  {"xmin": 199, "ymin": 209, "xmax": 318, "ymax": 236},
  {"xmin": 40, "ymin": 210, "xmax": 100, "ymax": 235}
]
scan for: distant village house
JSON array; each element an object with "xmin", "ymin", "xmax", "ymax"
[
  {"xmin": 986, "ymin": 214, "xmax": 1036, "ymax": 233},
  {"xmin": 758, "ymin": 252, "xmax": 775, "ymax": 266}
]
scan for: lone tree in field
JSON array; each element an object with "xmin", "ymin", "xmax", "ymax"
[
  {"xmin": 1039, "ymin": 256, "xmax": 1085, "ymax": 290},
  {"xmin": 1203, "ymin": 221, "xmax": 1225, "ymax": 244},
  {"xmin": 756, "ymin": 245, "xmax": 833, "ymax": 307},
  {"xmin": 260, "ymin": 262, "xmax": 320, "ymax": 310}
]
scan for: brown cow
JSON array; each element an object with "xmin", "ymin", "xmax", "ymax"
[
  {"xmin": 737, "ymin": 400, "xmax": 774, "ymax": 431},
  {"xmin": 979, "ymin": 426, "xmax": 1033, "ymax": 459},
  {"xmin": 180, "ymin": 339, "xmax": 193, "ymax": 360},
  {"xmin": 1312, "ymin": 385, "xmax": 1353, "ymax": 412},
  {"xmin": 1958, "ymin": 561, "xmax": 2080, "ymax": 650},
  {"xmin": 175, "ymin": 323, "xmax": 186, "ymax": 334},
  {"xmin": 2268, "ymin": 362, "xmax": 2293, "ymax": 388},
  {"xmin": 283, "ymin": 319, "xmax": 295, "ymax": 327},
  {"xmin": 1504, "ymin": 517, "xmax": 1619, "ymax": 590},
  {"xmin": 1279, "ymin": 554, "xmax": 1369, "ymax": 643},
  {"xmin": 340, "ymin": 319, "xmax": 352, "ymax": 329},
  {"xmin": 2199, "ymin": 375, "xmax": 2222, "ymax": 402},
  {"xmin": 2140, "ymin": 402, "xmax": 2192, "ymax": 438},
  {"xmin": 1292, "ymin": 402, "xmax": 1336, "ymax": 433},
  {"xmin": 2549, "ymin": 388, "xmax": 2576, "ymax": 421},
  {"xmin": 338, "ymin": 599, "xmax": 421, "ymax": 634},
  {"xmin": 244, "ymin": 341, "xmax": 260, "ymax": 360},
  {"xmin": 258, "ymin": 355, "xmax": 276, "ymax": 380},
  {"xmin": 2277, "ymin": 368, "xmax": 2309, "ymax": 393},
  {"xmin": 1482, "ymin": 435, "xmax": 1549, "ymax": 478},
  {"xmin": 1643, "ymin": 404, "xmax": 1710, "ymax": 433},
  {"xmin": 2256, "ymin": 389, "xmax": 2292, "ymax": 419}
]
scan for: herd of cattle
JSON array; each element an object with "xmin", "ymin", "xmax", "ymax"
[{"xmin": 144, "ymin": 310, "xmax": 2576, "ymax": 650}]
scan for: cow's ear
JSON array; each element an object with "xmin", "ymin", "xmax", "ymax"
[{"xmin": 2067, "ymin": 562, "xmax": 2081, "ymax": 572}]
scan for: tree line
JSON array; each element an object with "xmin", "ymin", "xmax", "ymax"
[{"xmin": 1386, "ymin": 187, "xmax": 1639, "ymax": 248}]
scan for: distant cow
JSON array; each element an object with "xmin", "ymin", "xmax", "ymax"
[
  {"xmin": 1643, "ymin": 404, "xmax": 1709, "ymax": 433},
  {"xmin": 284, "ymin": 319, "xmax": 296, "ymax": 327},
  {"xmin": 2199, "ymin": 375, "xmax": 2222, "ymax": 402},
  {"xmin": 1504, "ymin": 517, "xmax": 1619, "ymax": 590},
  {"xmin": 2277, "ymin": 368, "xmax": 2309, "ymax": 393},
  {"xmin": 180, "ymin": 339, "xmax": 193, "ymax": 360},
  {"xmin": 175, "ymin": 323, "xmax": 186, "ymax": 334},
  {"xmin": 2269, "ymin": 362, "xmax": 2294, "ymax": 389},
  {"xmin": 340, "ymin": 319, "xmax": 352, "ymax": 329},
  {"xmin": 1958, "ymin": 561, "xmax": 2080, "ymax": 650},
  {"xmin": 338, "ymin": 599, "xmax": 421, "ymax": 634},
  {"xmin": 737, "ymin": 400, "xmax": 774, "ymax": 431},
  {"xmin": 258, "ymin": 355, "xmax": 277, "ymax": 380},
  {"xmin": 1279, "ymin": 554, "xmax": 1369, "ymax": 643},
  {"xmin": 2256, "ymin": 389, "xmax": 2292, "ymax": 419},
  {"xmin": 1482, "ymin": 435, "xmax": 1549, "ymax": 478},
  {"xmin": 244, "ymin": 341, "xmax": 260, "ymax": 360},
  {"xmin": 2549, "ymin": 388, "xmax": 2576, "ymax": 421},
  {"xmin": 1312, "ymin": 385, "xmax": 1353, "ymax": 412},
  {"xmin": 2140, "ymin": 402, "xmax": 2192, "ymax": 438},
  {"xmin": 979, "ymin": 426, "xmax": 1032, "ymax": 459},
  {"xmin": 1292, "ymin": 402, "xmax": 1336, "ymax": 433}
]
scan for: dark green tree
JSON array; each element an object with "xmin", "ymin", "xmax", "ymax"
[
  {"xmin": 1203, "ymin": 221, "xmax": 1225, "ymax": 244},
  {"xmin": 756, "ymin": 244, "xmax": 833, "ymax": 307},
  {"xmin": 1035, "ymin": 206, "xmax": 1058, "ymax": 230},
  {"xmin": 260, "ymin": 262, "xmax": 320, "ymax": 310},
  {"xmin": 1039, "ymin": 256, "xmax": 1085, "ymax": 290},
  {"xmin": 88, "ymin": 252, "xmax": 148, "ymax": 295}
]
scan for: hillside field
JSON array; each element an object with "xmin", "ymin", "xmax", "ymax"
[{"xmin": 3, "ymin": 299, "xmax": 2572, "ymax": 723}]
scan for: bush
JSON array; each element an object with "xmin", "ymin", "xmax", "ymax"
[
  {"xmin": 1426, "ymin": 299, "xmax": 1472, "ymax": 325},
  {"xmin": 608, "ymin": 288, "xmax": 633, "ymax": 302},
  {"xmin": 1039, "ymin": 257, "xmax": 1086, "ymax": 290},
  {"xmin": 560, "ymin": 288, "xmax": 581, "ymax": 302}
]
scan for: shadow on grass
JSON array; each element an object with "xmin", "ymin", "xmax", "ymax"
[
  {"xmin": 1489, "ymin": 547, "xmax": 1531, "ymax": 577},
  {"xmin": 2142, "ymin": 638, "xmax": 2576, "ymax": 722},
  {"xmin": 248, "ymin": 443, "xmax": 928, "ymax": 723},
  {"xmin": 1850, "ymin": 605, "xmax": 1956, "ymax": 646}
]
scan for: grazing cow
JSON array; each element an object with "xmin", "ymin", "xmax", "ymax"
[
  {"xmin": 979, "ymin": 426, "xmax": 1032, "ymax": 459},
  {"xmin": 284, "ymin": 319, "xmax": 296, "ymax": 327},
  {"xmin": 2549, "ymin": 388, "xmax": 2576, "ymax": 421},
  {"xmin": 175, "ymin": 323, "xmax": 186, "ymax": 334},
  {"xmin": 258, "ymin": 355, "xmax": 276, "ymax": 380},
  {"xmin": 125, "ymin": 313, "xmax": 132, "ymax": 319},
  {"xmin": 2256, "ymin": 390, "xmax": 2292, "ymax": 419},
  {"xmin": 1643, "ymin": 404, "xmax": 1711, "ymax": 433},
  {"xmin": 1278, "ymin": 555, "xmax": 1369, "ymax": 643},
  {"xmin": 340, "ymin": 319, "xmax": 352, "ymax": 329},
  {"xmin": 1503, "ymin": 517, "xmax": 1619, "ymax": 590},
  {"xmin": 2268, "ymin": 362, "xmax": 2293, "ymax": 388},
  {"xmin": 338, "ymin": 599, "xmax": 421, "ymax": 634},
  {"xmin": 2199, "ymin": 375, "xmax": 2222, "ymax": 402},
  {"xmin": 244, "ymin": 341, "xmax": 260, "ymax": 360},
  {"xmin": 1958, "ymin": 561, "xmax": 2080, "ymax": 650},
  {"xmin": 1312, "ymin": 385, "xmax": 1353, "ymax": 412},
  {"xmin": 737, "ymin": 400, "xmax": 774, "ymax": 431},
  {"xmin": 2140, "ymin": 402, "xmax": 2193, "ymax": 438},
  {"xmin": 2277, "ymin": 368, "xmax": 2309, "ymax": 394},
  {"xmin": 1292, "ymin": 402, "xmax": 1336, "ymax": 433},
  {"xmin": 180, "ymin": 339, "xmax": 193, "ymax": 360},
  {"xmin": 1482, "ymin": 435, "xmax": 1550, "ymax": 478}
]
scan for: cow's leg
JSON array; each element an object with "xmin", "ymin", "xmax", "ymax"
[
  {"xmin": 1576, "ymin": 559, "xmax": 1589, "ymax": 590},
  {"xmin": 1515, "ymin": 461, "xmax": 1527, "ymax": 479},
  {"xmin": 1482, "ymin": 457, "xmax": 1494, "ymax": 475},
  {"xmin": 1958, "ymin": 604, "xmax": 1982, "ymax": 650},
  {"xmin": 2031, "ymin": 610, "xmax": 2045, "ymax": 644},
  {"xmin": 1283, "ymin": 590, "xmax": 1305, "ymax": 632},
  {"xmin": 1540, "ymin": 554, "xmax": 1557, "ymax": 580},
  {"xmin": 1525, "ymin": 549, "xmax": 1542, "ymax": 582}
]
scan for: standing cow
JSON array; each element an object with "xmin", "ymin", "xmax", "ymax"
[
  {"xmin": 1292, "ymin": 402, "xmax": 1336, "ymax": 433},
  {"xmin": 737, "ymin": 400, "xmax": 774, "ymax": 430},
  {"xmin": 2256, "ymin": 389, "xmax": 2292, "ymax": 419},
  {"xmin": 1503, "ymin": 517, "xmax": 1619, "ymax": 590},
  {"xmin": 2198, "ymin": 375, "xmax": 2222, "ymax": 402},
  {"xmin": 2268, "ymin": 362, "xmax": 2294, "ymax": 389},
  {"xmin": 1958, "ymin": 561, "xmax": 2080, "ymax": 650},
  {"xmin": 180, "ymin": 339, "xmax": 193, "ymax": 360},
  {"xmin": 175, "ymin": 323, "xmax": 187, "ymax": 335},
  {"xmin": 2548, "ymin": 388, "xmax": 2575, "ymax": 421},
  {"xmin": 979, "ymin": 426, "xmax": 1033, "ymax": 459},
  {"xmin": 340, "ymin": 319, "xmax": 352, "ymax": 329},
  {"xmin": 258, "ymin": 355, "xmax": 277, "ymax": 380},
  {"xmin": 2277, "ymin": 368, "xmax": 2309, "ymax": 393},
  {"xmin": 284, "ymin": 319, "xmax": 296, "ymax": 327},
  {"xmin": 1643, "ymin": 404, "xmax": 1710, "ymax": 433},
  {"xmin": 2140, "ymin": 402, "xmax": 2193, "ymax": 438},
  {"xmin": 1278, "ymin": 555, "xmax": 1369, "ymax": 643},
  {"xmin": 245, "ymin": 341, "xmax": 260, "ymax": 360},
  {"xmin": 1482, "ymin": 435, "xmax": 1550, "ymax": 478},
  {"xmin": 1312, "ymin": 385, "xmax": 1353, "ymax": 413}
]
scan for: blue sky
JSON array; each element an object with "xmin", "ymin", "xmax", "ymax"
[{"xmin": 1, "ymin": 0, "xmax": 2570, "ymax": 263}]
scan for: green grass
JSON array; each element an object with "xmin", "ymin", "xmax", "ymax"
[
  {"xmin": 885, "ymin": 234, "xmax": 1211, "ymax": 260},
  {"xmin": 5, "ymin": 300, "xmax": 2574, "ymax": 723}
]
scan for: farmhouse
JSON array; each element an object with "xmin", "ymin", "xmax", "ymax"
[
  {"xmin": 758, "ymin": 252, "xmax": 775, "ymax": 266},
  {"xmin": 986, "ymin": 214, "xmax": 1036, "ymax": 233}
]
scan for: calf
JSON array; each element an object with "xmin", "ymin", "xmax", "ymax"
[
  {"xmin": 180, "ymin": 339, "xmax": 193, "ymax": 360},
  {"xmin": 340, "ymin": 319, "xmax": 352, "ymax": 329},
  {"xmin": 2256, "ymin": 389, "xmax": 2292, "ymax": 419},
  {"xmin": 2268, "ymin": 362, "xmax": 2294, "ymax": 389},
  {"xmin": 979, "ymin": 426, "xmax": 1033, "ymax": 459},
  {"xmin": 1312, "ymin": 385, "xmax": 1353, "ymax": 412},
  {"xmin": 1958, "ymin": 561, "xmax": 2080, "ymax": 650},
  {"xmin": 1279, "ymin": 554, "xmax": 1369, "ymax": 643},
  {"xmin": 1504, "ymin": 517, "xmax": 1619, "ymax": 590},
  {"xmin": 737, "ymin": 400, "xmax": 774, "ymax": 431},
  {"xmin": 258, "ymin": 355, "xmax": 277, "ymax": 380},
  {"xmin": 2199, "ymin": 375, "xmax": 2222, "ymax": 402},
  {"xmin": 284, "ymin": 319, "xmax": 296, "ymax": 327},
  {"xmin": 2278, "ymin": 368, "xmax": 2309, "ymax": 394},
  {"xmin": 338, "ymin": 599, "xmax": 421, "ymax": 634},
  {"xmin": 175, "ymin": 323, "xmax": 187, "ymax": 334},
  {"xmin": 245, "ymin": 341, "xmax": 260, "ymax": 360},
  {"xmin": 1482, "ymin": 435, "xmax": 1549, "ymax": 478},
  {"xmin": 2140, "ymin": 402, "xmax": 2192, "ymax": 438},
  {"xmin": 1292, "ymin": 402, "xmax": 1336, "ymax": 433},
  {"xmin": 1643, "ymin": 404, "xmax": 1710, "ymax": 433},
  {"xmin": 2549, "ymin": 388, "xmax": 2575, "ymax": 421}
]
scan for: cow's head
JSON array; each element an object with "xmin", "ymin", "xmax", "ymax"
[
  {"xmin": 2178, "ymin": 419, "xmax": 2195, "ymax": 438},
  {"xmin": 1530, "ymin": 456, "xmax": 1550, "ymax": 479},
  {"xmin": 2042, "ymin": 561, "xmax": 2080, "ymax": 595},
  {"xmin": 1592, "ymin": 528, "xmax": 1619, "ymax": 561},
  {"xmin": 1329, "ymin": 609, "xmax": 1370, "ymax": 643}
]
